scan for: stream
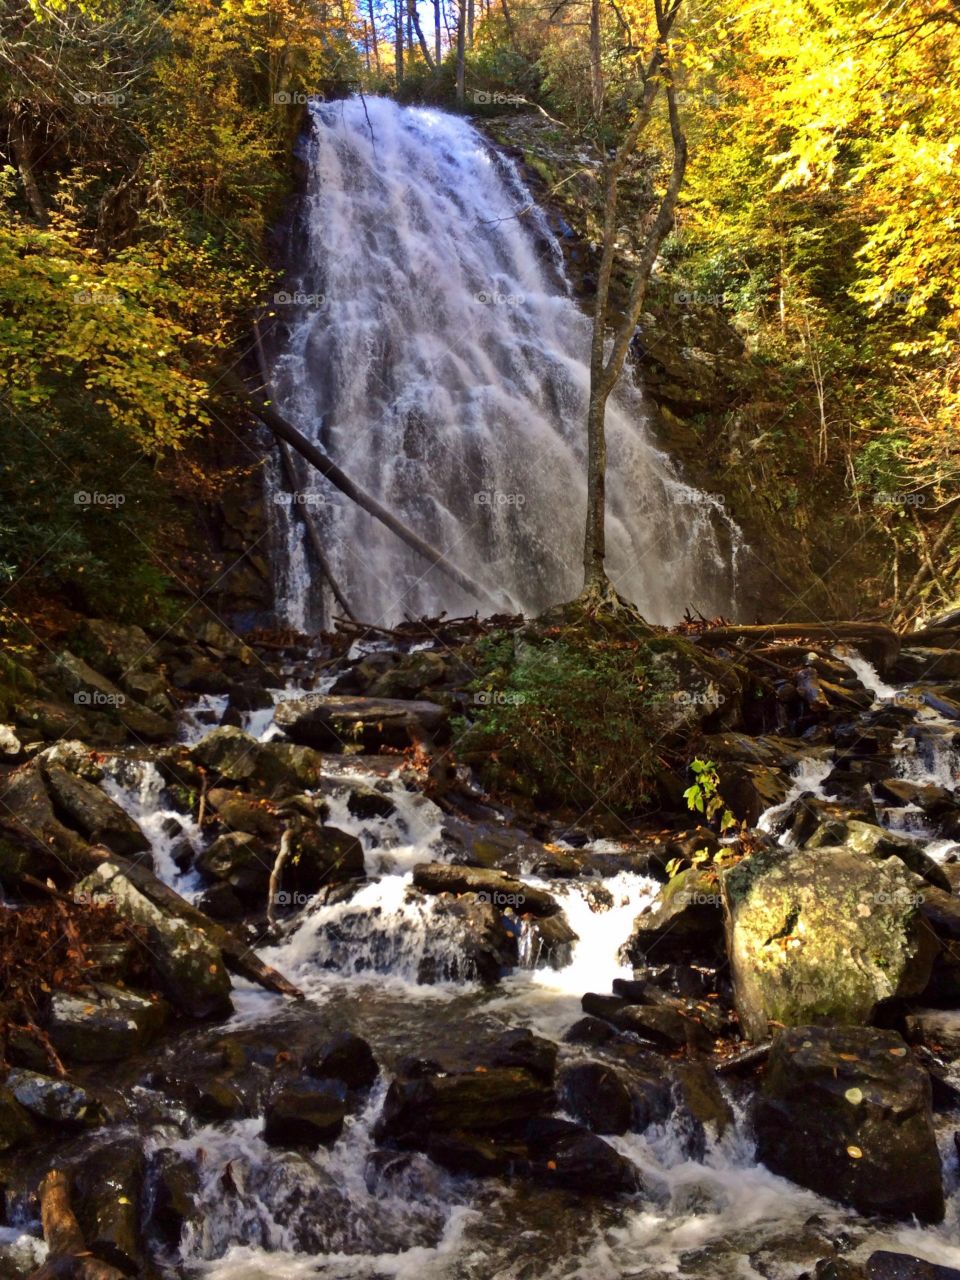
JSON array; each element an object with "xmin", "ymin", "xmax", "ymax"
[{"xmin": 82, "ymin": 647, "xmax": 960, "ymax": 1279}]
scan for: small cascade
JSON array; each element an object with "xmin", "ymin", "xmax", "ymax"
[{"xmin": 267, "ymin": 96, "xmax": 742, "ymax": 628}]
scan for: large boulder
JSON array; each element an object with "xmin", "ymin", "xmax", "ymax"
[
  {"xmin": 190, "ymin": 727, "xmax": 299, "ymax": 794},
  {"xmin": 274, "ymin": 694, "xmax": 448, "ymax": 751},
  {"xmin": 55, "ymin": 651, "xmax": 173, "ymax": 740},
  {"xmin": 41, "ymin": 762, "xmax": 150, "ymax": 858},
  {"xmin": 76, "ymin": 863, "xmax": 232, "ymax": 1019},
  {"xmin": 5, "ymin": 1069, "xmax": 111, "ymax": 1128},
  {"xmin": 803, "ymin": 818, "xmax": 951, "ymax": 892},
  {"xmin": 557, "ymin": 1060, "xmax": 633, "ymax": 1134},
  {"xmin": 46, "ymin": 984, "xmax": 168, "ymax": 1062},
  {"xmin": 722, "ymin": 845, "xmax": 936, "ymax": 1040},
  {"xmin": 754, "ymin": 1026, "xmax": 944, "ymax": 1223},
  {"xmin": 263, "ymin": 1077, "xmax": 348, "ymax": 1148}
]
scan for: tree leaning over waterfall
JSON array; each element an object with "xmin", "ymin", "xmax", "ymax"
[{"xmin": 581, "ymin": 0, "xmax": 687, "ymax": 608}]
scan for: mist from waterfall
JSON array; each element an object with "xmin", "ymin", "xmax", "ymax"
[{"xmin": 267, "ymin": 96, "xmax": 741, "ymax": 629}]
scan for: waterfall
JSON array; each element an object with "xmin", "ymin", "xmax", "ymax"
[{"xmin": 267, "ymin": 96, "xmax": 742, "ymax": 629}]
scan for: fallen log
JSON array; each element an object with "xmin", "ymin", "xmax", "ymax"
[
  {"xmin": 692, "ymin": 622, "xmax": 900, "ymax": 672},
  {"xmin": 222, "ymin": 369, "xmax": 503, "ymax": 608},
  {"xmin": 714, "ymin": 1041, "xmax": 772, "ymax": 1075},
  {"xmin": 36, "ymin": 1171, "xmax": 125, "ymax": 1280}
]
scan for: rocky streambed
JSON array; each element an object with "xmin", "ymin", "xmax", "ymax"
[{"xmin": 1, "ymin": 612, "xmax": 960, "ymax": 1278}]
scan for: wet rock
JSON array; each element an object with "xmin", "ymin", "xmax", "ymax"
[
  {"xmin": 76, "ymin": 1138, "xmax": 144, "ymax": 1274},
  {"xmin": 196, "ymin": 881, "xmax": 247, "ymax": 922},
  {"xmin": 525, "ymin": 1116, "xmax": 640, "ymax": 1194},
  {"xmin": 866, "ymin": 1253, "xmax": 960, "ymax": 1280},
  {"xmin": 754, "ymin": 1026, "xmax": 943, "ymax": 1223},
  {"xmin": 281, "ymin": 824, "xmax": 365, "ymax": 895},
  {"xmin": 46, "ymin": 984, "xmax": 168, "ymax": 1062},
  {"xmin": 262, "ymin": 741, "xmax": 328, "ymax": 788},
  {"xmin": 558, "ymin": 1060, "xmax": 633, "ymax": 1134},
  {"xmin": 563, "ymin": 1016, "xmax": 617, "ymax": 1047},
  {"xmin": 0, "ymin": 762, "xmax": 93, "ymax": 880},
  {"xmin": 0, "ymin": 1086, "xmax": 38, "ymax": 1151},
  {"xmin": 439, "ymin": 814, "xmax": 551, "ymax": 874},
  {"xmin": 76, "ymin": 863, "xmax": 232, "ymax": 1019},
  {"xmin": 146, "ymin": 1149, "xmax": 201, "ymax": 1248},
  {"xmin": 305, "ymin": 1032, "xmax": 379, "ymax": 1090},
  {"xmin": 786, "ymin": 794, "xmax": 880, "ymax": 844},
  {"xmin": 581, "ymin": 993, "xmax": 712, "ymax": 1051},
  {"xmin": 894, "ymin": 648, "xmax": 960, "ymax": 683},
  {"xmin": 620, "ymin": 868, "xmax": 724, "ymax": 965},
  {"xmin": 197, "ymin": 831, "xmax": 274, "ymax": 904},
  {"xmin": 803, "ymin": 819, "xmax": 951, "ymax": 892},
  {"xmin": 417, "ymin": 893, "xmax": 518, "ymax": 984},
  {"xmin": 42, "ymin": 763, "xmax": 150, "ymax": 858},
  {"xmin": 345, "ymin": 785, "xmax": 397, "ymax": 820},
  {"xmin": 263, "ymin": 1076, "xmax": 348, "ymax": 1147},
  {"xmin": 77, "ymin": 618, "xmax": 154, "ymax": 679},
  {"xmin": 672, "ymin": 1060, "xmax": 734, "ymax": 1140},
  {"xmin": 905, "ymin": 1009, "xmax": 960, "ymax": 1057},
  {"xmin": 412, "ymin": 862, "xmax": 559, "ymax": 917},
  {"xmin": 486, "ymin": 1028, "xmax": 557, "ymax": 1084},
  {"xmin": 190, "ymin": 727, "xmax": 300, "ymax": 793},
  {"xmin": 274, "ymin": 693, "xmax": 448, "ymax": 751},
  {"xmin": 519, "ymin": 912, "xmax": 578, "ymax": 969},
  {"xmin": 206, "ymin": 788, "xmax": 284, "ymax": 841},
  {"xmin": 376, "ymin": 1066, "xmax": 554, "ymax": 1145},
  {"xmin": 5, "ymin": 1069, "xmax": 109, "ymax": 1128},
  {"xmin": 723, "ymin": 844, "xmax": 936, "ymax": 1040},
  {"xmin": 716, "ymin": 761, "xmax": 790, "ymax": 825},
  {"xmin": 366, "ymin": 649, "xmax": 450, "ymax": 698}
]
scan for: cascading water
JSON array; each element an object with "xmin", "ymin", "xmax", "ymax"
[{"xmin": 267, "ymin": 96, "xmax": 741, "ymax": 629}]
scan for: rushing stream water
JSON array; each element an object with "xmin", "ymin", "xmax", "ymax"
[
  {"xmin": 87, "ymin": 649, "xmax": 960, "ymax": 1279},
  {"xmin": 266, "ymin": 97, "xmax": 742, "ymax": 629}
]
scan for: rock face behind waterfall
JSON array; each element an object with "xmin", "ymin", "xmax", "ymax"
[{"xmin": 268, "ymin": 96, "xmax": 741, "ymax": 628}]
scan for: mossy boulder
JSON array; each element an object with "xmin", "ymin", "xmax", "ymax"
[{"xmin": 723, "ymin": 845, "xmax": 936, "ymax": 1040}]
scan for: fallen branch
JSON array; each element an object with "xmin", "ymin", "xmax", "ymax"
[
  {"xmin": 266, "ymin": 829, "xmax": 294, "ymax": 931},
  {"xmin": 223, "ymin": 369, "xmax": 502, "ymax": 608}
]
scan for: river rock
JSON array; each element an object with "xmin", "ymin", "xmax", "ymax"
[
  {"xmin": 722, "ymin": 844, "xmax": 936, "ymax": 1040},
  {"xmin": 0, "ymin": 1087, "xmax": 38, "ymax": 1151},
  {"xmin": 76, "ymin": 1137, "xmax": 144, "ymax": 1274},
  {"xmin": 754, "ymin": 1026, "xmax": 944, "ymax": 1223},
  {"xmin": 519, "ymin": 911, "xmax": 578, "ymax": 968},
  {"xmin": 76, "ymin": 862, "xmax": 233, "ymax": 1019},
  {"xmin": 206, "ymin": 788, "xmax": 284, "ymax": 841},
  {"xmin": 867, "ymin": 1254, "xmax": 960, "ymax": 1280},
  {"xmin": 5, "ymin": 1069, "xmax": 110, "ymax": 1128},
  {"xmin": 281, "ymin": 824, "xmax": 365, "ymax": 896},
  {"xmin": 274, "ymin": 693, "xmax": 448, "ymax": 751},
  {"xmin": 42, "ymin": 762, "xmax": 150, "ymax": 858},
  {"xmin": 803, "ymin": 818, "xmax": 951, "ymax": 892},
  {"xmin": 581, "ymin": 993, "xmax": 712, "ymax": 1051},
  {"xmin": 485, "ymin": 1028, "xmax": 558, "ymax": 1084},
  {"xmin": 905, "ymin": 1009, "xmax": 960, "ymax": 1057},
  {"xmin": 376, "ymin": 1066, "xmax": 554, "ymax": 1145},
  {"xmin": 0, "ymin": 761, "xmax": 93, "ymax": 880},
  {"xmin": 620, "ymin": 867, "xmax": 725, "ymax": 965},
  {"xmin": 525, "ymin": 1116, "xmax": 640, "ymax": 1194},
  {"xmin": 190, "ymin": 726, "xmax": 300, "ymax": 793},
  {"xmin": 305, "ymin": 1031, "xmax": 379, "ymax": 1090},
  {"xmin": 78, "ymin": 618, "xmax": 154, "ymax": 679},
  {"xmin": 0, "ymin": 724, "xmax": 22, "ymax": 760},
  {"xmin": 197, "ymin": 831, "xmax": 275, "ymax": 904},
  {"xmin": 412, "ymin": 862, "xmax": 559, "ymax": 917},
  {"xmin": 263, "ymin": 1076, "xmax": 348, "ymax": 1147},
  {"xmin": 894, "ymin": 648, "xmax": 960, "ymax": 682},
  {"xmin": 558, "ymin": 1060, "xmax": 633, "ymax": 1134},
  {"xmin": 716, "ymin": 761, "xmax": 790, "ymax": 825},
  {"xmin": 46, "ymin": 984, "xmax": 168, "ymax": 1062},
  {"xmin": 55, "ymin": 650, "xmax": 173, "ymax": 740}
]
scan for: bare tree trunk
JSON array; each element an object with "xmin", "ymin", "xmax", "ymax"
[
  {"xmin": 409, "ymin": 0, "xmax": 436, "ymax": 67},
  {"xmin": 363, "ymin": 19, "xmax": 372, "ymax": 69},
  {"xmin": 581, "ymin": 0, "xmax": 687, "ymax": 600},
  {"xmin": 10, "ymin": 112, "xmax": 47, "ymax": 226},
  {"xmin": 434, "ymin": 0, "xmax": 442, "ymax": 61},
  {"xmin": 407, "ymin": 4, "xmax": 414, "ymax": 56},
  {"xmin": 589, "ymin": 0, "xmax": 603, "ymax": 117},
  {"xmin": 395, "ymin": 0, "xmax": 404, "ymax": 82},
  {"xmin": 500, "ymin": 0, "xmax": 516, "ymax": 42},
  {"xmin": 467, "ymin": 0, "xmax": 475, "ymax": 44},
  {"xmin": 455, "ymin": 0, "xmax": 466, "ymax": 102},
  {"xmin": 368, "ymin": 0, "xmax": 382, "ymax": 71}
]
